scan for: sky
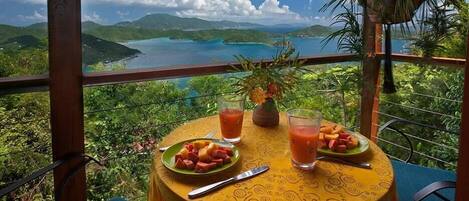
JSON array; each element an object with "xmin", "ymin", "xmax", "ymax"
[{"xmin": 0, "ymin": 0, "xmax": 335, "ymax": 26}]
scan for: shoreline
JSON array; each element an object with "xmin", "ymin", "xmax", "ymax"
[{"xmin": 123, "ymin": 37, "xmax": 273, "ymax": 46}]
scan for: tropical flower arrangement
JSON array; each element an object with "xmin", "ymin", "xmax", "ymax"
[
  {"xmin": 231, "ymin": 44, "xmax": 306, "ymax": 105},
  {"xmin": 231, "ymin": 43, "xmax": 306, "ymax": 127}
]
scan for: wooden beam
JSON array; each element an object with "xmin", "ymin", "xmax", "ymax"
[
  {"xmin": 360, "ymin": 6, "xmax": 382, "ymax": 141},
  {"xmin": 83, "ymin": 54, "xmax": 358, "ymax": 86},
  {"xmin": 0, "ymin": 75, "xmax": 48, "ymax": 95},
  {"xmin": 378, "ymin": 53, "xmax": 466, "ymax": 69},
  {"xmin": 48, "ymin": 0, "xmax": 86, "ymax": 200},
  {"xmin": 456, "ymin": 35, "xmax": 469, "ymax": 201},
  {"xmin": 1, "ymin": 53, "xmax": 465, "ymax": 94}
]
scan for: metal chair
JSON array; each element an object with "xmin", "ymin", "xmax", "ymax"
[{"xmin": 378, "ymin": 118, "xmax": 457, "ymax": 201}]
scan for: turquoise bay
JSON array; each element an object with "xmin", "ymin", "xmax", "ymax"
[{"xmin": 120, "ymin": 37, "xmax": 409, "ymax": 69}]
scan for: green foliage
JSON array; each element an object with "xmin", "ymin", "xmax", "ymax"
[
  {"xmin": 188, "ymin": 75, "xmax": 232, "ymax": 115},
  {"xmin": 0, "ymin": 48, "xmax": 48, "ymax": 77},
  {"xmin": 0, "ymin": 92, "xmax": 52, "ymax": 200},
  {"xmin": 287, "ymin": 25, "xmax": 335, "ymax": 37},
  {"xmin": 322, "ymin": 7, "xmax": 363, "ymax": 55},
  {"xmin": 379, "ymin": 64, "xmax": 462, "ymax": 170},
  {"xmin": 283, "ymin": 65, "xmax": 361, "ymax": 127},
  {"xmin": 411, "ymin": 0, "xmax": 455, "ymax": 57}
]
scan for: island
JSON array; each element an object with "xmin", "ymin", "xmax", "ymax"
[{"xmin": 288, "ymin": 25, "xmax": 335, "ymax": 38}]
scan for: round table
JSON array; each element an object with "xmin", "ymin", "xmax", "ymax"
[{"xmin": 148, "ymin": 112, "xmax": 396, "ymax": 201}]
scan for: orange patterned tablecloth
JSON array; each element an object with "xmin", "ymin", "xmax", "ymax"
[{"xmin": 148, "ymin": 112, "xmax": 397, "ymax": 201}]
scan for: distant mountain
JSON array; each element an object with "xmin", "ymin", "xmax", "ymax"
[
  {"xmin": 270, "ymin": 23, "xmax": 309, "ymax": 28},
  {"xmin": 115, "ymin": 13, "xmax": 263, "ymax": 30},
  {"xmin": 82, "ymin": 34, "xmax": 140, "ymax": 65},
  {"xmin": 27, "ymin": 22, "xmax": 47, "ymax": 30},
  {"xmin": 25, "ymin": 21, "xmax": 102, "ymax": 32},
  {"xmin": 0, "ymin": 24, "xmax": 141, "ymax": 65},
  {"xmin": 82, "ymin": 21, "xmax": 103, "ymax": 31},
  {"xmin": 0, "ymin": 24, "xmax": 46, "ymax": 42},
  {"xmin": 85, "ymin": 25, "xmax": 273, "ymax": 44},
  {"xmin": 288, "ymin": 25, "xmax": 335, "ymax": 37}
]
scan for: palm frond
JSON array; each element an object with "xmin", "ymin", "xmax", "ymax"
[{"xmin": 321, "ymin": 6, "xmax": 363, "ymax": 56}]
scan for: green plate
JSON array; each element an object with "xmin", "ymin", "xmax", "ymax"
[
  {"xmin": 318, "ymin": 132, "xmax": 370, "ymax": 157},
  {"xmin": 161, "ymin": 138, "xmax": 240, "ymax": 176}
]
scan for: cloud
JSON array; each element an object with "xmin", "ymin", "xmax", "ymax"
[
  {"xmin": 259, "ymin": 0, "xmax": 290, "ymax": 14},
  {"xmin": 13, "ymin": 0, "xmax": 311, "ymax": 25},
  {"xmin": 17, "ymin": 10, "xmax": 47, "ymax": 22},
  {"xmin": 173, "ymin": 0, "xmax": 308, "ymax": 25},
  {"xmin": 83, "ymin": 12, "xmax": 103, "ymax": 22}
]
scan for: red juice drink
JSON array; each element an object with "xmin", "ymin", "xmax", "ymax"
[
  {"xmin": 218, "ymin": 95, "xmax": 245, "ymax": 143},
  {"xmin": 289, "ymin": 126, "xmax": 319, "ymax": 164},
  {"xmin": 287, "ymin": 109, "xmax": 322, "ymax": 170},
  {"xmin": 219, "ymin": 109, "xmax": 244, "ymax": 140}
]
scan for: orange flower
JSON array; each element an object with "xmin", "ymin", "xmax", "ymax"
[
  {"xmin": 267, "ymin": 83, "xmax": 279, "ymax": 97},
  {"xmin": 249, "ymin": 87, "xmax": 267, "ymax": 104}
]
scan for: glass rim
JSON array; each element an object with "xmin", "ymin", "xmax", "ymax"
[
  {"xmin": 218, "ymin": 94, "xmax": 245, "ymax": 102},
  {"xmin": 287, "ymin": 108, "xmax": 322, "ymax": 119}
]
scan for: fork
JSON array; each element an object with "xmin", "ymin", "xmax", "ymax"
[{"xmin": 158, "ymin": 130, "xmax": 216, "ymax": 152}]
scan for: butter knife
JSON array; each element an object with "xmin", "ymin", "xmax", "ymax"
[
  {"xmin": 317, "ymin": 156, "xmax": 372, "ymax": 169},
  {"xmin": 188, "ymin": 165, "xmax": 269, "ymax": 199}
]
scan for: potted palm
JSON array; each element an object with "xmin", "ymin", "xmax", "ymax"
[
  {"xmin": 322, "ymin": 0, "xmax": 425, "ymax": 24},
  {"xmin": 322, "ymin": 0, "xmax": 456, "ymax": 94},
  {"xmin": 231, "ymin": 44, "xmax": 305, "ymax": 127},
  {"xmin": 360, "ymin": 0, "xmax": 425, "ymax": 24}
]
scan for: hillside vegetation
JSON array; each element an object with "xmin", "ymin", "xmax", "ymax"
[
  {"xmin": 115, "ymin": 13, "xmax": 262, "ymax": 30},
  {"xmin": 82, "ymin": 34, "xmax": 141, "ymax": 65},
  {"xmin": 0, "ymin": 34, "xmax": 140, "ymax": 65},
  {"xmin": 288, "ymin": 25, "xmax": 335, "ymax": 37}
]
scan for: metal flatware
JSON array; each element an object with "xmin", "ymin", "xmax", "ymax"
[
  {"xmin": 317, "ymin": 156, "xmax": 372, "ymax": 169},
  {"xmin": 158, "ymin": 130, "xmax": 216, "ymax": 152},
  {"xmin": 188, "ymin": 166, "xmax": 269, "ymax": 199}
]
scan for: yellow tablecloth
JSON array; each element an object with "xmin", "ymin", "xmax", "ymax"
[{"xmin": 148, "ymin": 112, "xmax": 397, "ymax": 201}]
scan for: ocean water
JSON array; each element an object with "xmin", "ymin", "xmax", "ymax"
[{"xmin": 120, "ymin": 37, "xmax": 410, "ymax": 69}]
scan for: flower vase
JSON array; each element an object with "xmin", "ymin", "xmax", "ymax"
[{"xmin": 252, "ymin": 98, "xmax": 279, "ymax": 127}]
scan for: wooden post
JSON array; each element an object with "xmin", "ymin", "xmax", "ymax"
[
  {"xmin": 48, "ymin": 0, "xmax": 85, "ymax": 200},
  {"xmin": 360, "ymin": 5, "xmax": 383, "ymax": 140},
  {"xmin": 456, "ymin": 34, "xmax": 469, "ymax": 201}
]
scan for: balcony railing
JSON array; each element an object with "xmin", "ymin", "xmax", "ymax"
[{"xmin": 1, "ymin": 54, "xmax": 466, "ymax": 200}]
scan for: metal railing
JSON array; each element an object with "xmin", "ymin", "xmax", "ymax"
[
  {"xmin": 0, "ymin": 53, "xmax": 465, "ymax": 200},
  {"xmin": 377, "ymin": 80, "xmax": 462, "ymax": 170}
]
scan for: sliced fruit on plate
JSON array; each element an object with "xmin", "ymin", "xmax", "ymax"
[
  {"xmin": 183, "ymin": 159, "xmax": 195, "ymax": 170},
  {"xmin": 194, "ymin": 161, "xmax": 217, "ymax": 173},
  {"xmin": 325, "ymin": 134, "xmax": 339, "ymax": 141},
  {"xmin": 173, "ymin": 140, "xmax": 235, "ymax": 173},
  {"xmin": 320, "ymin": 123, "xmax": 360, "ymax": 153}
]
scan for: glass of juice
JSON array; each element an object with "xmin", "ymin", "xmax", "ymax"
[
  {"xmin": 287, "ymin": 109, "xmax": 322, "ymax": 170},
  {"xmin": 218, "ymin": 95, "xmax": 245, "ymax": 143}
]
